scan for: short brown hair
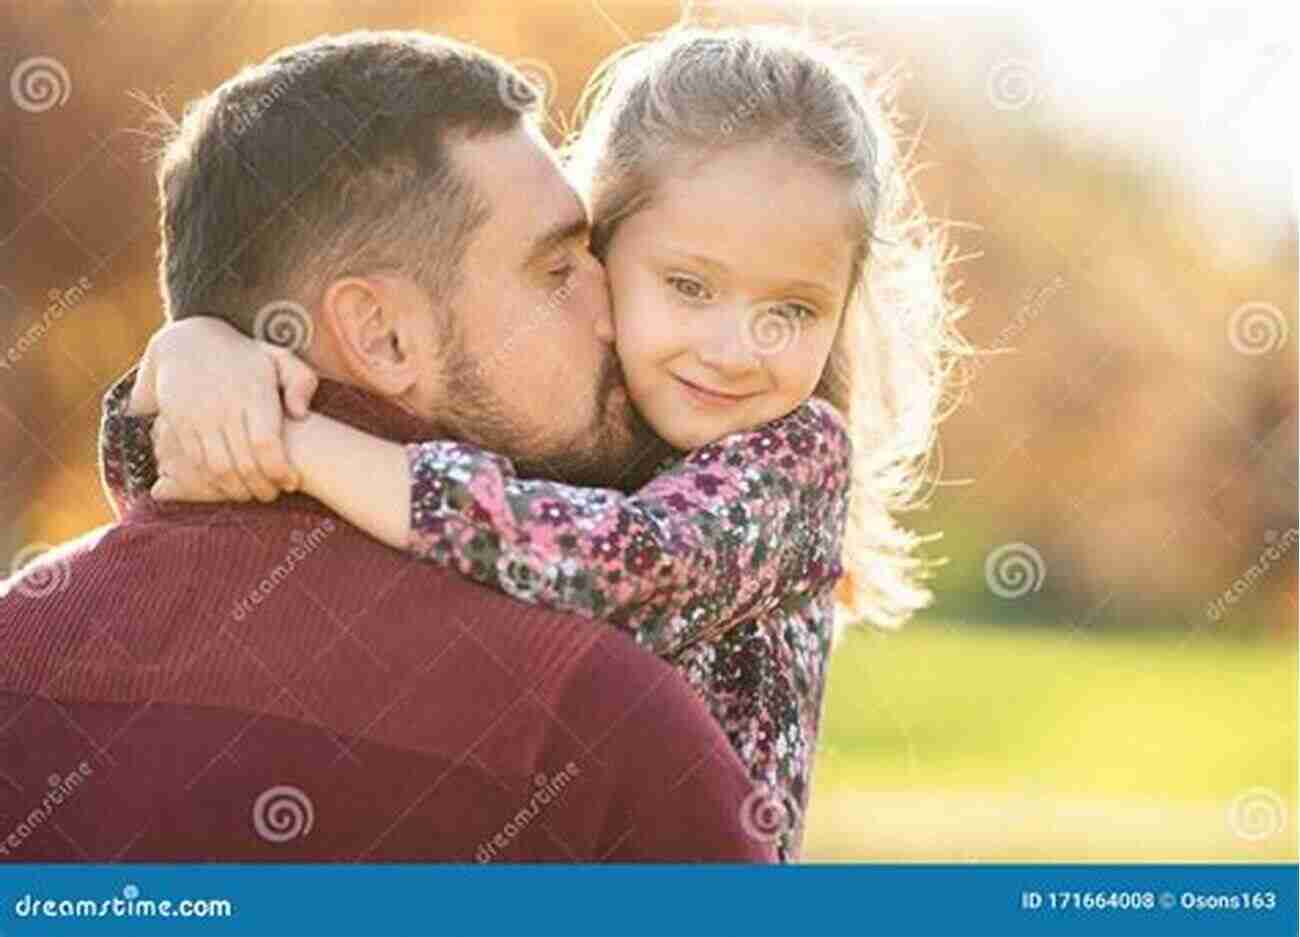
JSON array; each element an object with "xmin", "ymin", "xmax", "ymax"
[{"xmin": 155, "ymin": 30, "xmax": 538, "ymax": 330}]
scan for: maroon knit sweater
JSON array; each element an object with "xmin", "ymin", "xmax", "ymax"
[{"xmin": 0, "ymin": 377, "xmax": 774, "ymax": 863}]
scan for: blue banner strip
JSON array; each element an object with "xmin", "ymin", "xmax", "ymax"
[{"xmin": 1, "ymin": 863, "xmax": 1296, "ymax": 936}]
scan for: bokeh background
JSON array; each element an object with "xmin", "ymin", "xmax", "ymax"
[{"xmin": 2, "ymin": 1, "xmax": 1295, "ymax": 860}]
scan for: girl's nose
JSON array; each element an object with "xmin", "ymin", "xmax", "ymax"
[{"xmin": 696, "ymin": 310, "xmax": 760, "ymax": 376}]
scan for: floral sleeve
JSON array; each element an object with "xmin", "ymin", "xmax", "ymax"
[
  {"xmin": 99, "ymin": 367, "xmax": 157, "ymax": 519},
  {"xmin": 408, "ymin": 398, "xmax": 851, "ymax": 658},
  {"xmin": 96, "ymin": 365, "xmax": 852, "ymax": 661}
]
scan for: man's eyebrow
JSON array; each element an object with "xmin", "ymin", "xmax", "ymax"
[{"xmin": 522, "ymin": 216, "xmax": 588, "ymax": 269}]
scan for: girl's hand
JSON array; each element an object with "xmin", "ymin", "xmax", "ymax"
[
  {"xmin": 149, "ymin": 414, "xmax": 228, "ymax": 503},
  {"xmin": 128, "ymin": 317, "xmax": 318, "ymax": 502}
]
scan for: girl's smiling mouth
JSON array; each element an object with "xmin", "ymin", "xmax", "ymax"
[{"xmin": 674, "ymin": 375, "xmax": 760, "ymax": 407}]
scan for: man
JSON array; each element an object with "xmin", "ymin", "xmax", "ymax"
[{"xmin": 0, "ymin": 31, "xmax": 772, "ymax": 862}]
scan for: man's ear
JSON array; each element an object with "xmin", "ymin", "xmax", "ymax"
[{"xmin": 318, "ymin": 276, "xmax": 420, "ymax": 397}]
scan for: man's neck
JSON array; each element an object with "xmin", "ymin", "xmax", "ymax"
[{"xmin": 308, "ymin": 378, "xmax": 441, "ymax": 445}]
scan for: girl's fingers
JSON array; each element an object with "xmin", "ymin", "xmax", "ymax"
[
  {"xmin": 178, "ymin": 423, "xmax": 209, "ymax": 478},
  {"xmin": 151, "ymin": 475, "xmax": 226, "ymax": 503},
  {"xmin": 269, "ymin": 347, "xmax": 319, "ymax": 420},
  {"xmin": 152, "ymin": 416, "xmax": 192, "ymax": 476},
  {"xmin": 200, "ymin": 426, "xmax": 253, "ymax": 502},
  {"xmin": 151, "ymin": 420, "xmax": 226, "ymax": 503},
  {"xmin": 225, "ymin": 411, "xmax": 278, "ymax": 503},
  {"xmin": 150, "ymin": 477, "xmax": 181, "ymax": 501},
  {"xmin": 127, "ymin": 372, "xmax": 159, "ymax": 416},
  {"xmin": 249, "ymin": 360, "xmax": 298, "ymax": 488},
  {"xmin": 245, "ymin": 403, "xmax": 298, "ymax": 493}
]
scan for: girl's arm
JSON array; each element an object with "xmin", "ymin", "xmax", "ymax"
[
  {"xmin": 100, "ymin": 367, "xmax": 157, "ymax": 519},
  {"xmin": 262, "ymin": 399, "xmax": 850, "ymax": 659},
  {"xmin": 104, "ymin": 316, "xmax": 315, "ymax": 514},
  {"xmin": 105, "ymin": 365, "xmax": 851, "ymax": 658},
  {"xmin": 105, "ymin": 365, "xmax": 413, "ymax": 544},
  {"xmin": 392, "ymin": 397, "xmax": 850, "ymax": 657}
]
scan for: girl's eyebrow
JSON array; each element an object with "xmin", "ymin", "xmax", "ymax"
[
  {"xmin": 661, "ymin": 248, "xmax": 728, "ymax": 274},
  {"xmin": 782, "ymin": 279, "xmax": 837, "ymax": 303}
]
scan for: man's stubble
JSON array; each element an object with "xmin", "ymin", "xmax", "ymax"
[{"xmin": 437, "ymin": 322, "xmax": 673, "ymax": 492}]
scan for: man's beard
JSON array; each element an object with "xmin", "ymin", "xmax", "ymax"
[{"xmin": 439, "ymin": 336, "xmax": 672, "ymax": 492}]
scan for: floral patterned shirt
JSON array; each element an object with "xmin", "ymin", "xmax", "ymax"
[{"xmin": 100, "ymin": 376, "xmax": 850, "ymax": 861}]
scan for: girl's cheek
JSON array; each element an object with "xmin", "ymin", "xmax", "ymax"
[
  {"xmin": 807, "ymin": 340, "xmax": 839, "ymax": 393},
  {"xmin": 609, "ymin": 264, "xmax": 649, "ymax": 329},
  {"xmin": 779, "ymin": 330, "xmax": 835, "ymax": 396},
  {"xmin": 619, "ymin": 286, "xmax": 676, "ymax": 360},
  {"xmin": 613, "ymin": 302, "xmax": 659, "ymax": 377}
]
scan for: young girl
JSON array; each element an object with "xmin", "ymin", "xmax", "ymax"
[{"xmin": 103, "ymin": 26, "xmax": 969, "ymax": 860}]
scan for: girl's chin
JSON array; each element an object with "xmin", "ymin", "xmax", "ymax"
[
  {"xmin": 635, "ymin": 386, "xmax": 747, "ymax": 450},
  {"xmin": 652, "ymin": 417, "xmax": 730, "ymax": 452}
]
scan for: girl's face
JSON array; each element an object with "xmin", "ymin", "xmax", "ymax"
[{"xmin": 601, "ymin": 141, "xmax": 857, "ymax": 450}]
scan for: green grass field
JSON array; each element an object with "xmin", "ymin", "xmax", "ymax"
[{"xmin": 802, "ymin": 616, "xmax": 1298, "ymax": 861}]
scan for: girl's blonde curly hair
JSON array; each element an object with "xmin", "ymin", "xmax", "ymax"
[{"xmin": 565, "ymin": 24, "xmax": 976, "ymax": 630}]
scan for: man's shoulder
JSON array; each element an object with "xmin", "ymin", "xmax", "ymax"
[
  {"xmin": 0, "ymin": 523, "xmax": 113, "ymax": 603},
  {"xmin": 58, "ymin": 501, "xmax": 660, "ymax": 686}
]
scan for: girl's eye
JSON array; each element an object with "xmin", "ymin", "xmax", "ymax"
[
  {"xmin": 549, "ymin": 260, "xmax": 575, "ymax": 282},
  {"xmin": 668, "ymin": 275, "xmax": 710, "ymax": 301},
  {"xmin": 778, "ymin": 302, "xmax": 816, "ymax": 321}
]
